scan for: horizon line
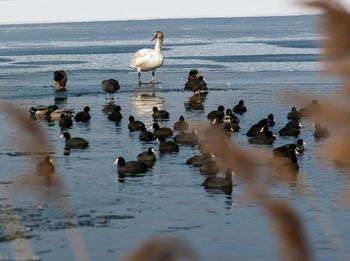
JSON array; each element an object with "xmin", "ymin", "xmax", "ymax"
[{"xmin": 0, "ymin": 13, "xmax": 318, "ymax": 26}]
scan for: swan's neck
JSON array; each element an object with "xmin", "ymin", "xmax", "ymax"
[{"xmin": 154, "ymin": 38, "xmax": 163, "ymax": 54}]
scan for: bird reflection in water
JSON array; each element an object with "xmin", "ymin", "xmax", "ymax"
[
  {"xmin": 102, "ymin": 103, "xmax": 117, "ymax": 115},
  {"xmin": 54, "ymin": 90, "xmax": 68, "ymax": 105},
  {"xmin": 131, "ymin": 90, "xmax": 164, "ymax": 118},
  {"xmin": 203, "ymin": 186, "xmax": 232, "ymax": 196},
  {"xmin": 184, "ymin": 93, "xmax": 208, "ymax": 111}
]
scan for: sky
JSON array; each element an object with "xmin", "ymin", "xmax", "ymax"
[{"xmin": 0, "ymin": 0, "xmax": 350, "ymax": 24}]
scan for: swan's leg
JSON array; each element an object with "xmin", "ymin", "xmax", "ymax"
[
  {"xmin": 151, "ymin": 71, "xmax": 155, "ymax": 84},
  {"xmin": 138, "ymin": 71, "xmax": 141, "ymax": 85}
]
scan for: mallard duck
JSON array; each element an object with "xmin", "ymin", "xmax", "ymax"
[
  {"xmin": 30, "ymin": 105, "xmax": 74, "ymax": 120},
  {"xmin": 48, "ymin": 108, "xmax": 74, "ymax": 120},
  {"xmin": 30, "ymin": 105, "xmax": 57, "ymax": 117},
  {"xmin": 54, "ymin": 70, "xmax": 68, "ymax": 91},
  {"xmin": 184, "ymin": 69, "xmax": 208, "ymax": 95}
]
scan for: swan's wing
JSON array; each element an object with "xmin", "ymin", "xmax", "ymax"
[{"xmin": 129, "ymin": 48, "xmax": 154, "ymax": 68}]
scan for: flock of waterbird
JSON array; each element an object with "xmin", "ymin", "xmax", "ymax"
[
  {"xmin": 33, "ymin": 76, "xmax": 330, "ymax": 194},
  {"xmin": 33, "ymin": 30, "xmax": 331, "ymax": 194}
]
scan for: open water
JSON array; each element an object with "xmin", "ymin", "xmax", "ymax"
[{"xmin": 0, "ymin": 15, "xmax": 349, "ymax": 261}]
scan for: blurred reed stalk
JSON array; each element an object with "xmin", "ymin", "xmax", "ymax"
[{"xmin": 0, "ymin": 101, "xmax": 90, "ymax": 261}]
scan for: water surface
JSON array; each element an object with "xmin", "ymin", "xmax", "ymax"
[{"xmin": 0, "ymin": 16, "xmax": 349, "ymax": 261}]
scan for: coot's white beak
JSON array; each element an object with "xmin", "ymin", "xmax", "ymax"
[{"xmin": 113, "ymin": 158, "xmax": 119, "ymax": 165}]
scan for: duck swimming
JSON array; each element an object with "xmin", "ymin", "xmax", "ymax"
[
  {"xmin": 129, "ymin": 31, "xmax": 164, "ymax": 85},
  {"xmin": 232, "ymin": 100, "xmax": 247, "ymax": 114},
  {"xmin": 128, "ymin": 116, "xmax": 145, "ymax": 132},
  {"xmin": 299, "ymin": 99, "xmax": 321, "ymax": 117},
  {"xmin": 60, "ymin": 132, "xmax": 89, "ymax": 149},
  {"xmin": 173, "ymin": 116, "xmax": 189, "ymax": 132},
  {"xmin": 279, "ymin": 119, "xmax": 301, "ymax": 137},
  {"xmin": 139, "ymin": 126, "xmax": 156, "ymax": 142},
  {"xmin": 158, "ymin": 135, "xmax": 179, "ymax": 154},
  {"xmin": 248, "ymin": 130, "xmax": 275, "ymax": 145},
  {"xmin": 273, "ymin": 139, "xmax": 305, "ymax": 158},
  {"xmin": 314, "ymin": 122, "xmax": 330, "ymax": 139},
  {"xmin": 107, "ymin": 105, "xmax": 123, "ymax": 122},
  {"xmin": 59, "ymin": 114, "xmax": 73, "ymax": 129},
  {"xmin": 114, "ymin": 157, "xmax": 148, "ymax": 175},
  {"xmin": 199, "ymin": 158, "xmax": 220, "ymax": 175},
  {"xmin": 207, "ymin": 105, "xmax": 225, "ymax": 122},
  {"xmin": 137, "ymin": 148, "xmax": 156, "ymax": 168},
  {"xmin": 30, "ymin": 105, "xmax": 73, "ymax": 120},
  {"xmin": 202, "ymin": 168, "xmax": 234, "ymax": 189},
  {"xmin": 186, "ymin": 152, "xmax": 215, "ymax": 167},
  {"xmin": 37, "ymin": 155, "xmax": 55, "ymax": 185},
  {"xmin": 174, "ymin": 129, "xmax": 199, "ymax": 146},
  {"xmin": 152, "ymin": 106, "xmax": 169, "ymax": 119},
  {"xmin": 273, "ymin": 144, "xmax": 297, "ymax": 158},
  {"xmin": 287, "ymin": 107, "xmax": 301, "ymax": 121},
  {"xmin": 276, "ymin": 149, "xmax": 299, "ymax": 176},
  {"xmin": 153, "ymin": 123, "xmax": 173, "ymax": 138},
  {"xmin": 74, "ymin": 106, "xmax": 91, "ymax": 122}
]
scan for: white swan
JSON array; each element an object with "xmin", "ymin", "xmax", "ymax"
[{"xmin": 129, "ymin": 31, "xmax": 164, "ymax": 85}]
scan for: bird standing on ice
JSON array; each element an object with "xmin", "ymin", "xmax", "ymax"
[{"xmin": 129, "ymin": 31, "xmax": 164, "ymax": 85}]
